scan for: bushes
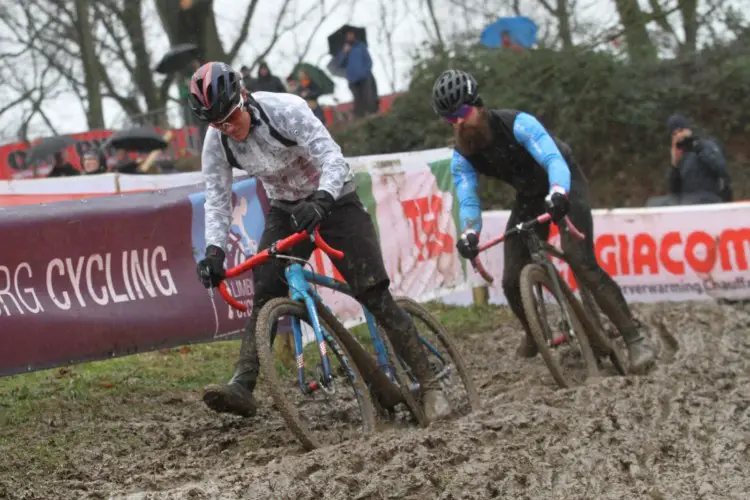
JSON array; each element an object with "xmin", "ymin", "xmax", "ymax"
[{"xmin": 333, "ymin": 43, "xmax": 750, "ymax": 208}]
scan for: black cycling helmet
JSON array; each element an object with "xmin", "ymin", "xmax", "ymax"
[
  {"xmin": 431, "ymin": 69, "xmax": 480, "ymax": 116},
  {"xmin": 188, "ymin": 61, "xmax": 242, "ymax": 123}
]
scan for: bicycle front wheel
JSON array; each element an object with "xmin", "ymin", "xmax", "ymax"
[
  {"xmin": 255, "ymin": 297, "xmax": 377, "ymax": 451},
  {"xmin": 519, "ymin": 264, "xmax": 599, "ymax": 388}
]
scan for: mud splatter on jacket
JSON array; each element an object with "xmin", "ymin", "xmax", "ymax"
[{"xmin": 201, "ymin": 91, "xmax": 353, "ymax": 250}]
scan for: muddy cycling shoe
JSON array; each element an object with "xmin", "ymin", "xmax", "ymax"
[
  {"xmin": 422, "ymin": 388, "xmax": 452, "ymax": 423},
  {"xmin": 516, "ymin": 333, "xmax": 539, "ymax": 358},
  {"xmin": 202, "ymin": 382, "xmax": 258, "ymax": 418},
  {"xmin": 626, "ymin": 336, "xmax": 657, "ymax": 375}
]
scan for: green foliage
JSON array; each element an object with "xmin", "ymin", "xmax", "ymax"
[{"xmin": 333, "ymin": 43, "xmax": 750, "ymax": 208}]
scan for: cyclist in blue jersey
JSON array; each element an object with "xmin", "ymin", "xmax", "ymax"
[{"xmin": 431, "ymin": 69, "xmax": 657, "ymax": 374}]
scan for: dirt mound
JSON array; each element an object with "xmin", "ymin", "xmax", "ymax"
[{"xmin": 5, "ymin": 302, "xmax": 750, "ymax": 500}]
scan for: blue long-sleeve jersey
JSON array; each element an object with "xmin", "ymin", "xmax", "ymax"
[{"xmin": 451, "ymin": 112, "xmax": 571, "ymax": 233}]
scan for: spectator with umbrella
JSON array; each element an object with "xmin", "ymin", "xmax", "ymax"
[
  {"xmin": 331, "ymin": 26, "xmax": 376, "ymax": 119},
  {"xmin": 47, "ymin": 151, "xmax": 80, "ymax": 177},
  {"xmin": 290, "ymin": 63, "xmax": 335, "ymax": 126}
]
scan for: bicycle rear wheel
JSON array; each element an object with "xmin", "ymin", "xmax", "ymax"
[
  {"xmin": 255, "ymin": 297, "xmax": 377, "ymax": 451},
  {"xmin": 520, "ymin": 264, "xmax": 599, "ymax": 388},
  {"xmin": 394, "ymin": 296, "xmax": 481, "ymax": 417},
  {"xmin": 313, "ymin": 298, "xmax": 428, "ymax": 427},
  {"xmin": 575, "ymin": 283, "xmax": 628, "ymax": 375}
]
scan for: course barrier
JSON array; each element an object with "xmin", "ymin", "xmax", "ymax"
[{"xmin": 1, "ymin": 147, "xmax": 747, "ymax": 377}]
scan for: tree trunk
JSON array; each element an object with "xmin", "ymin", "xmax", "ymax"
[
  {"xmin": 613, "ymin": 0, "xmax": 657, "ymax": 62},
  {"xmin": 120, "ymin": 0, "xmax": 164, "ymax": 119},
  {"xmin": 73, "ymin": 0, "xmax": 105, "ymax": 129},
  {"xmin": 557, "ymin": 0, "xmax": 573, "ymax": 49},
  {"xmin": 679, "ymin": 0, "xmax": 698, "ymax": 54},
  {"xmin": 155, "ymin": 0, "xmax": 227, "ymax": 62}
]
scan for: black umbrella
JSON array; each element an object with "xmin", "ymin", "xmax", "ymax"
[
  {"xmin": 25, "ymin": 135, "xmax": 79, "ymax": 165},
  {"xmin": 105, "ymin": 127, "xmax": 168, "ymax": 153},
  {"xmin": 327, "ymin": 25, "xmax": 367, "ymax": 57},
  {"xmin": 155, "ymin": 43, "xmax": 200, "ymax": 74}
]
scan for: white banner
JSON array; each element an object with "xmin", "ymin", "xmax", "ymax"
[{"xmin": 443, "ymin": 202, "xmax": 750, "ymax": 306}]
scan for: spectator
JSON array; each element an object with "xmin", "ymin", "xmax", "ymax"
[
  {"xmin": 47, "ymin": 151, "xmax": 80, "ymax": 177},
  {"xmin": 240, "ymin": 65, "xmax": 254, "ymax": 90},
  {"xmin": 501, "ymin": 31, "xmax": 525, "ymax": 53},
  {"xmin": 334, "ymin": 30, "xmax": 376, "ymax": 118},
  {"xmin": 295, "ymin": 69, "xmax": 326, "ymax": 125},
  {"xmin": 109, "ymin": 148, "xmax": 141, "ymax": 174},
  {"xmin": 81, "ymin": 150, "xmax": 107, "ymax": 175},
  {"xmin": 286, "ymin": 75, "xmax": 300, "ymax": 93},
  {"xmin": 667, "ymin": 114, "xmax": 732, "ymax": 204},
  {"xmin": 249, "ymin": 61, "xmax": 285, "ymax": 93}
]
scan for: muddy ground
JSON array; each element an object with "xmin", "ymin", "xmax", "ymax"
[{"xmin": 3, "ymin": 301, "xmax": 750, "ymax": 500}]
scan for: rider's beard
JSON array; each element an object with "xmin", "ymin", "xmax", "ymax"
[{"xmin": 455, "ymin": 109, "xmax": 492, "ymax": 156}]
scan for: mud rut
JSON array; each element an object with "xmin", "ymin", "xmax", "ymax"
[{"xmin": 7, "ymin": 301, "xmax": 750, "ymax": 500}]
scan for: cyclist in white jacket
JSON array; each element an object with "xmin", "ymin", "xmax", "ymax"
[{"xmin": 189, "ymin": 61, "xmax": 450, "ymax": 423}]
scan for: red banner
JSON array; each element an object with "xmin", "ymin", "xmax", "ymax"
[
  {"xmin": 0, "ymin": 127, "xmax": 201, "ymax": 180},
  {"xmin": 0, "ymin": 178, "xmax": 270, "ymax": 377}
]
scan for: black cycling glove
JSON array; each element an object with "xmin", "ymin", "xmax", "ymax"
[
  {"xmin": 197, "ymin": 245, "xmax": 225, "ymax": 288},
  {"xmin": 456, "ymin": 230, "xmax": 479, "ymax": 260},
  {"xmin": 545, "ymin": 191, "xmax": 570, "ymax": 224},
  {"xmin": 291, "ymin": 190, "xmax": 335, "ymax": 233}
]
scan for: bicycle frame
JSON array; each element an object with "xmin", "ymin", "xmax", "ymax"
[
  {"xmin": 214, "ymin": 227, "xmax": 445, "ymax": 397},
  {"xmin": 471, "ymin": 213, "xmax": 586, "ymax": 346}
]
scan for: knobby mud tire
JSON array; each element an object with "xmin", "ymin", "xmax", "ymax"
[
  {"xmin": 313, "ymin": 298, "xmax": 428, "ymax": 428},
  {"xmin": 574, "ymin": 284, "xmax": 628, "ymax": 376},
  {"xmin": 255, "ymin": 297, "xmax": 377, "ymax": 451},
  {"xmin": 519, "ymin": 264, "xmax": 599, "ymax": 388}
]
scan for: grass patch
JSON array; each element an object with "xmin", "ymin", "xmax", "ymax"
[
  {"xmin": 1, "ymin": 303, "xmax": 512, "ymax": 426},
  {"xmin": 0, "ymin": 341, "xmax": 240, "ymax": 426}
]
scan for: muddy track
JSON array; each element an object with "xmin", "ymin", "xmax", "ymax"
[{"xmin": 5, "ymin": 301, "xmax": 750, "ymax": 500}]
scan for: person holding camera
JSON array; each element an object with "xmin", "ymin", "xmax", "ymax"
[{"xmin": 667, "ymin": 114, "xmax": 732, "ymax": 204}]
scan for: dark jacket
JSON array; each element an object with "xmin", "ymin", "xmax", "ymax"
[
  {"xmin": 669, "ymin": 136, "xmax": 731, "ymax": 203},
  {"xmin": 249, "ymin": 63, "xmax": 286, "ymax": 93},
  {"xmin": 47, "ymin": 162, "xmax": 80, "ymax": 177},
  {"xmin": 455, "ymin": 109, "xmax": 586, "ymax": 199},
  {"xmin": 335, "ymin": 41, "xmax": 373, "ymax": 84}
]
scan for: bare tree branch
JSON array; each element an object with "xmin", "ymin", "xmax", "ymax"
[{"xmin": 227, "ymin": 0, "xmax": 261, "ymax": 62}]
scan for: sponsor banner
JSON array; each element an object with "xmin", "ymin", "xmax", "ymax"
[
  {"xmin": 0, "ymin": 179, "xmax": 270, "ymax": 377},
  {"xmin": 443, "ymin": 202, "xmax": 750, "ymax": 305}
]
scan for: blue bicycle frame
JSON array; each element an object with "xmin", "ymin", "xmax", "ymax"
[
  {"xmin": 287, "ymin": 262, "xmax": 450, "ymax": 396},
  {"xmin": 286, "ymin": 262, "xmax": 399, "ymax": 394}
]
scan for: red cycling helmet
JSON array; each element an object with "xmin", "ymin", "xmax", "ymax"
[{"xmin": 188, "ymin": 61, "xmax": 242, "ymax": 123}]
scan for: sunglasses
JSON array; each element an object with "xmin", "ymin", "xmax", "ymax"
[
  {"xmin": 444, "ymin": 104, "xmax": 474, "ymax": 124},
  {"xmin": 212, "ymin": 95, "xmax": 245, "ymax": 127}
]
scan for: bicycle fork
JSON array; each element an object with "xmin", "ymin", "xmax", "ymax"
[{"xmin": 287, "ymin": 264, "xmax": 336, "ymax": 396}]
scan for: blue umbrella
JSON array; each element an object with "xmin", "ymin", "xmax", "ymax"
[{"xmin": 480, "ymin": 16, "xmax": 538, "ymax": 49}]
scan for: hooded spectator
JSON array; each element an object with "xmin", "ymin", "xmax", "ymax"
[
  {"xmin": 249, "ymin": 61, "xmax": 285, "ymax": 93},
  {"xmin": 240, "ymin": 65, "xmax": 253, "ymax": 90},
  {"xmin": 667, "ymin": 114, "xmax": 732, "ymax": 204},
  {"xmin": 81, "ymin": 149, "xmax": 108, "ymax": 175}
]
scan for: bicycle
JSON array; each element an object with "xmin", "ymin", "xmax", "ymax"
[
  {"xmin": 216, "ymin": 227, "xmax": 479, "ymax": 451},
  {"xmin": 470, "ymin": 213, "xmax": 627, "ymax": 388}
]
